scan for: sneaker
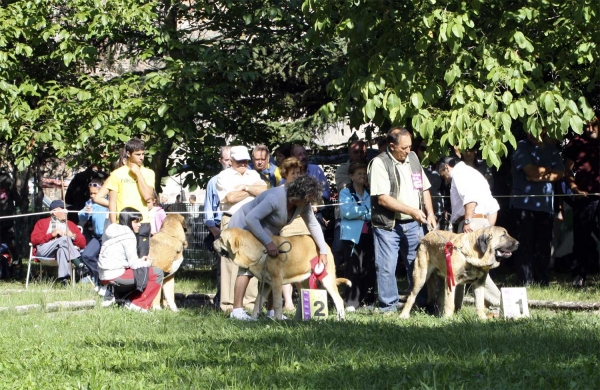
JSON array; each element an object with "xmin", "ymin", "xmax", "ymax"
[
  {"xmin": 345, "ymin": 306, "xmax": 356, "ymax": 313},
  {"xmin": 101, "ymin": 288, "xmax": 115, "ymax": 307},
  {"xmin": 97, "ymin": 286, "xmax": 108, "ymax": 297},
  {"xmin": 266, "ymin": 310, "xmax": 288, "ymax": 320},
  {"xmin": 230, "ymin": 308, "xmax": 257, "ymax": 321},
  {"xmin": 124, "ymin": 300, "xmax": 148, "ymax": 312},
  {"xmin": 101, "ymin": 296, "xmax": 115, "ymax": 307}
]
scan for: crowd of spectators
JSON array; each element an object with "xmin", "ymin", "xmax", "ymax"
[{"xmin": 17, "ymin": 112, "xmax": 600, "ymax": 316}]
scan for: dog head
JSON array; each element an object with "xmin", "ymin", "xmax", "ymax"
[
  {"xmin": 161, "ymin": 213, "xmax": 187, "ymax": 233},
  {"xmin": 213, "ymin": 228, "xmax": 263, "ymax": 268},
  {"xmin": 469, "ymin": 226, "xmax": 519, "ymax": 268}
]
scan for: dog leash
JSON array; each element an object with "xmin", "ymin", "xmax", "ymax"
[
  {"xmin": 426, "ymin": 222, "xmax": 456, "ymax": 291},
  {"xmin": 258, "ymin": 241, "xmax": 292, "ymax": 310}
]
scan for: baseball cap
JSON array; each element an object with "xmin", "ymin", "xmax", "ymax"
[
  {"xmin": 49, "ymin": 199, "xmax": 66, "ymax": 211},
  {"xmin": 230, "ymin": 146, "xmax": 251, "ymax": 162}
]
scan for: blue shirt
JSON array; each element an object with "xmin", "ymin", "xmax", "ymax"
[
  {"xmin": 248, "ymin": 162, "xmax": 277, "ymax": 188},
  {"xmin": 203, "ymin": 175, "xmax": 222, "ymax": 228},
  {"xmin": 510, "ymin": 139, "xmax": 565, "ymax": 214},
  {"xmin": 78, "ymin": 201, "xmax": 108, "ymax": 237}
]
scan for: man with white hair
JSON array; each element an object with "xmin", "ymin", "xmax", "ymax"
[
  {"xmin": 216, "ymin": 146, "xmax": 266, "ymax": 312},
  {"xmin": 30, "ymin": 199, "xmax": 87, "ymax": 284}
]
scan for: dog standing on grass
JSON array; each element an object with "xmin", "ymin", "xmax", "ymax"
[
  {"xmin": 149, "ymin": 214, "xmax": 188, "ymax": 311},
  {"xmin": 214, "ymin": 227, "xmax": 351, "ymax": 320},
  {"xmin": 400, "ymin": 226, "xmax": 519, "ymax": 319}
]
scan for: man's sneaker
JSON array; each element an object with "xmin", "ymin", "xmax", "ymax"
[
  {"xmin": 101, "ymin": 288, "xmax": 115, "ymax": 307},
  {"xmin": 124, "ymin": 300, "xmax": 147, "ymax": 312},
  {"xmin": 266, "ymin": 310, "xmax": 288, "ymax": 320},
  {"xmin": 230, "ymin": 308, "xmax": 257, "ymax": 321},
  {"xmin": 345, "ymin": 306, "xmax": 356, "ymax": 313}
]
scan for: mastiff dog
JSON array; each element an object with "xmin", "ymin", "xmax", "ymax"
[
  {"xmin": 400, "ymin": 226, "xmax": 519, "ymax": 319},
  {"xmin": 149, "ymin": 213, "xmax": 188, "ymax": 311},
  {"xmin": 214, "ymin": 227, "xmax": 350, "ymax": 320}
]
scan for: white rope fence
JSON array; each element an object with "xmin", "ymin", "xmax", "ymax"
[{"xmin": 0, "ymin": 192, "xmax": 597, "ymax": 220}]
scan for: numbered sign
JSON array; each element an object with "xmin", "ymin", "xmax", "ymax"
[
  {"xmin": 501, "ymin": 287, "xmax": 530, "ymax": 319},
  {"xmin": 300, "ymin": 289, "xmax": 328, "ymax": 320}
]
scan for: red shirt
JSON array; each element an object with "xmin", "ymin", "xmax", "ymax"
[{"xmin": 30, "ymin": 217, "xmax": 87, "ymax": 249}]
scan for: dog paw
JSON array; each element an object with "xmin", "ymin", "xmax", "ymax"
[{"xmin": 399, "ymin": 312, "xmax": 410, "ymax": 319}]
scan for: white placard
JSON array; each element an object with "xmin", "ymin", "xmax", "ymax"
[{"xmin": 501, "ymin": 287, "xmax": 530, "ymax": 319}]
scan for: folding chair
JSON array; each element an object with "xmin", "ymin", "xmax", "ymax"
[{"xmin": 25, "ymin": 243, "xmax": 78, "ymax": 289}]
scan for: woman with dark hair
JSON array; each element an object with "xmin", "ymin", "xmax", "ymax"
[
  {"xmin": 227, "ymin": 175, "xmax": 329, "ymax": 320},
  {"xmin": 98, "ymin": 207, "xmax": 164, "ymax": 311}
]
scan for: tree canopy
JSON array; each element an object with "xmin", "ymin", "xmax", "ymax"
[
  {"xmin": 0, "ymin": 0, "xmax": 597, "ymax": 198},
  {"xmin": 303, "ymin": 0, "xmax": 599, "ymax": 165}
]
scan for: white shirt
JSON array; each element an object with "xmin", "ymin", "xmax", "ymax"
[
  {"xmin": 449, "ymin": 161, "xmax": 499, "ymax": 223},
  {"xmin": 216, "ymin": 168, "xmax": 266, "ymax": 215}
]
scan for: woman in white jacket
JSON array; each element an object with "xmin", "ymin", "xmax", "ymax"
[{"xmin": 98, "ymin": 207, "xmax": 163, "ymax": 311}]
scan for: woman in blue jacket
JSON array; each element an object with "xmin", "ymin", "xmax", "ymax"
[{"xmin": 339, "ymin": 162, "xmax": 376, "ymax": 310}]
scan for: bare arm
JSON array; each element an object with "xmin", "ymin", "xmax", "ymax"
[
  {"xmin": 523, "ymin": 164, "xmax": 565, "ymax": 182},
  {"xmin": 129, "ymin": 164, "xmax": 154, "ymax": 202},
  {"xmin": 377, "ymin": 194, "xmax": 427, "ymax": 223},
  {"xmin": 109, "ymin": 191, "xmax": 117, "ymax": 223},
  {"xmin": 225, "ymin": 183, "xmax": 266, "ymax": 204},
  {"xmin": 422, "ymin": 190, "xmax": 437, "ymax": 229},
  {"xmin": 564, "ymin": 158, "xmax": 588, "ymax": 195},
  {"xmin": 225, "ymin": 190, "xmax": 249, "ymax": 204},
  {"xmin": 93, "ymin": 182, "xmax": 110, "ymax": 207},
  {"xmin": 462, "ymin": 202, "xmax": 477, "ymax": 232}
]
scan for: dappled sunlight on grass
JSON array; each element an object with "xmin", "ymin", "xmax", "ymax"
[{"xmin": 1, "ymin": 269, "xmax": 599, "ymax": 388}]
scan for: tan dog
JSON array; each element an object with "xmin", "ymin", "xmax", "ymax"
[
  {"xmin": 400, "ymin": 226, "xmax": 519, "ymax": 319},
  {"xmin": 214, "ymin": 227, "xmax": 350, "ymax": 320},
  {"xmin": 149, "ymin": 214, "xmax": 188, "ymax": 311}
]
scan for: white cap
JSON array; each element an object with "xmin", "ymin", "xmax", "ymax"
[{"xmin": 230, "ymin": 146, "xmax": 251, "ymax": 161}]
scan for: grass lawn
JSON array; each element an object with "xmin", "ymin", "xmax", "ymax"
[{"xmin": 1, "ymin": 270, "xmax": 599, "ymax": 389}]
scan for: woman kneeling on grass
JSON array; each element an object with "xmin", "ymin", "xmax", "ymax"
[{"xmin": 98, "ymin": 207, "xmax": 164, "ymax": 312}]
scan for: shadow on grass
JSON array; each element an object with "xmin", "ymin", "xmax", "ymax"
[{"xmin": 86, "ymin": 309, "xmax": 600, "ymax": 389}]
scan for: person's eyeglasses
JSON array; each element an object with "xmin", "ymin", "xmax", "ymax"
[
  {"xmin": 89, "ymin": 182, "xmax": 102, "ymax": 188},
  {"xmin": 418, "ymin": 146, "xmax": 427, "ymax": 152}
]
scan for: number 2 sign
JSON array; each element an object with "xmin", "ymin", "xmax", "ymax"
[
  {"xmin": 501, "ymin": 287, "xmax": 530, "ymax": 319},
  {"xmin": 301, "ymin": 289, "xmax": 328, "ymax": 320}
]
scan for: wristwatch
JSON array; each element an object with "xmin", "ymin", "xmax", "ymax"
[{"xmin": 464, "ymin": 219, "xmax": 472, "ymax": 225}]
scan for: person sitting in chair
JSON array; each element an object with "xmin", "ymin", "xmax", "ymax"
[
  {"xmin": 30, "ymin": 199, "xmax": 87, "ymax": 285},
  {"xmin": 98, "ymin": 207, "xmax": 164, "ymax": 311}
]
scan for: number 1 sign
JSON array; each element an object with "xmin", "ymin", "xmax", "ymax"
[
  {"xmin": 300, "ymin": 289, "xmax": 328, "ymax": 320},
  {"xmin": 501, "ymin": 287, "xmax": 530, "ymax": 319}
]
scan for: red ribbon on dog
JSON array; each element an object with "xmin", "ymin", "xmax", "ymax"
[
  {"xmin": 309, "ymin": 256, "xmax": 328, "ymax": 289},
  {"xmin": 444, "ymin": 241, "xmax": 455, "ymax": 290}
]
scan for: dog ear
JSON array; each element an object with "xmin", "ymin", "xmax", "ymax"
[{"xmin": 476, "ymin": 232, "xmax": 490, "ymax": 254}]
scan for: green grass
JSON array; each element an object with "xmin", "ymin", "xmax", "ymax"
[{"xmin": 1, "ymin": 270, "xmax": 599, "ymax": 389}]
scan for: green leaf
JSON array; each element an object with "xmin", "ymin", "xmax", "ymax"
[
  {"xmin": 157, "ymin": 103, "xmax": 168, "ymax": 117},
  {"xmin": 543, "ymin": 93, "xmax": 555, "ymax": 113},
  {"xmin": 501, "ymin": 112, "xmax": 512, "ymax": 132},
  {"xmin": 364, "ymin": 99, "xmax": 376, "ymax": 120},
  {"xmin": 410, "ymin": 92, "xmax": 423, "ymax": 109},
  {"xmin": 502, "ymin": 91, "xmax": 513, "ymax": 105},
  {"xmin": 515, "ymin": 79, "xmax": 524, "ymax": 94},
  {"xmin": 569, "ymin": 115, "xmax": 583, "ymax": 134}
]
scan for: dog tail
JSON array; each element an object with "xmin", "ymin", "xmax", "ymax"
[{"xmin": 336, "ymin": 278, "xmax": 352, "ymax": 287}]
